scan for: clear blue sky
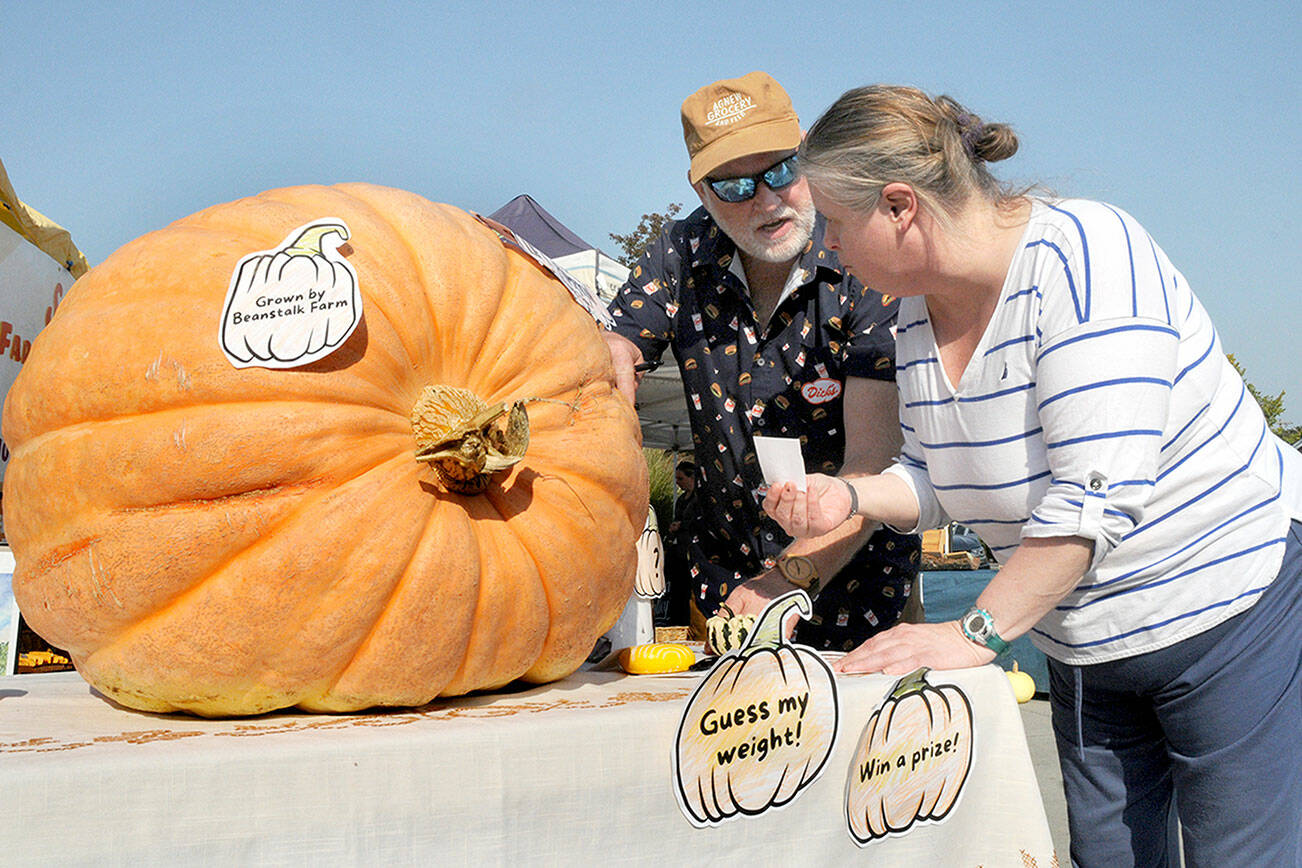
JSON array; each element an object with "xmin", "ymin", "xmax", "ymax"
[{"xmin": 3, "ymin": 1, "xmax": 1298, "ymax": 410}]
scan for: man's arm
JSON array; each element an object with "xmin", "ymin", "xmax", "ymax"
[
  {"xmin": 722, "ymin": 376, "xmax": 901, "ymax": 618},
  {"xmin": 840, "ymin": 376, "xmax": 903, "ymax": 478},
  {"xmin": 603, "ymin": 224, "xmax": 681, "ymax": 405}
]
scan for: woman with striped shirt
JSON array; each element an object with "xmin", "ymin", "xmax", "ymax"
[{"xmin": 764, "ymin": 85, "xmax": 1302, "ymax": 867}]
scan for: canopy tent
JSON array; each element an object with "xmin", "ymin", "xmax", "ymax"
[
  {"xmin": 633, "ymin": 365, "xmax": 692, "ymax": 452},
  {"xmin": 487, "ymin": 195, "xmax": 691, "ymax": 452},
  {"xmin": 551, "ymin": 248, "xmax": 631, "ymax": 302},
  {"xmin": 487, "ymin": 194, "xmax": 630, "ymax": 301},
  {"xmin": 487, "ymin": 194, "xmax": 591, "ymax": 259}
]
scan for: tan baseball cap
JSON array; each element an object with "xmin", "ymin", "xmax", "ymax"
[{"xmin": 681, "ymin": 71, "xmax": 802, "ymax": 185}]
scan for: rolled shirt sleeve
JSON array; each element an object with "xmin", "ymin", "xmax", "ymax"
[
  {"xmin": 1018, "ymin": 202, "xmax": 1183, "ymax": 569},
  {"xmin": 883, "ymin": 422, "xmax": 950, "ymax": 535},
  {"xmin": 1023, "ymin": 317, "xmax": 1178, "ymax": 568}
]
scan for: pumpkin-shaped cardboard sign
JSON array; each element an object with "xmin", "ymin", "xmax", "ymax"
[
  {"xmin": 673, "ymin": 591, "xmax": 839, "ymax": 826},
  {"xmin": 845, "ymin": 667, "xmax": 973, "ymax": 845},
  {"xmin": 634, "ymin": 504, "xmax": 665, "ymax": 600}
]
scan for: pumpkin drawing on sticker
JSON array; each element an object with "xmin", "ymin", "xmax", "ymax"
[
  {"xmin": 673, "ymin": 591, "xmax": 839, "ymax": 826},
  {"xmin": 845, "ymin": 667, "xmax": 973, "ymax": 844}
]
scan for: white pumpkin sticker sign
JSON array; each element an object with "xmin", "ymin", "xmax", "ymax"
[
  {"xmin": 673, "ymin": 591, "xmax": 839, "ymax": 827},
  {"xmin": 844, "ymin": 667, "xmax": 974, "ymax": 845},
  {"xmin": 634, "ymin": 505, "xmax": 666, "ymax": 600},
  {"xmin": 219, "ymin": 219, "xmax": 362, "ymax": 369}
]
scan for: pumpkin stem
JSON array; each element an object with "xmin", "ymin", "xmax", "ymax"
[
  {"xmin": 740, "ymin": 590, "xmax": 811, "ymax": 652},
  {"xmin": 888, "ymin": 667, "xmax": 932, "ymax": 701},
  {"xmin": 410, "ymin": 385, "xmax": 530, "ymax": 495},
  {"xmin": 285, "ymin": 222, "xmax": 350, "ymax": 257}
]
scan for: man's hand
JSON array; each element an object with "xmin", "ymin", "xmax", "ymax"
[
  {"xmin": 722, "ymin": 570, "xmax": 798, "ymax": 639},
  {"xmin": 602, "ymin": 331, "xmax": 645, "ymax": 404}
]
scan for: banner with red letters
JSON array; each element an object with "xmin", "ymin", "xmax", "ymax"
[{"xmin": 0, "ymin": 221, "xmax": 73, "ymax": 482}]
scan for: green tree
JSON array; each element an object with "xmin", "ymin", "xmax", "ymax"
[
  {"xmin": 1228, "ymin": 355, "xmax": 1301, "ymax": 445},
  {"xmin": 609, "ymin": 203, "xmax": 682, "ymax": 267}
]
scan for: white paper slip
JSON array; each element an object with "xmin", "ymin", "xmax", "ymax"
[{"xmin": 753, "ymin": 435, "xmax": 806, "ymax": 491}]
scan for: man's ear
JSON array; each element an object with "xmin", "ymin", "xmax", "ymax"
[
  {"xmin": 880, "ymin": 183, "xmax": 918, "ymax": 229},
  {"xmin": 692, "ymin": 179, "xmax": 710, "ymax": 210}
]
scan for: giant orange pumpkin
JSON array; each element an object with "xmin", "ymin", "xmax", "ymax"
[{"xmin": 2, "ymin": 183, "xmax": 648, "ymax": 717}]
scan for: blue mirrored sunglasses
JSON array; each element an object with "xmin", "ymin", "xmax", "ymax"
[{"xmin": 706, "ymin": 154, "xmax": 800, "ymax": 203}]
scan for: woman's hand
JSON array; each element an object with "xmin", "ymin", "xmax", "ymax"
[
  {"xmin": 832, "ymin": 621, "xmax": 993, "ymax": 675},
  {"xmin": 763, "ymin": 475, "xmax": 851, "ymax": 539}
]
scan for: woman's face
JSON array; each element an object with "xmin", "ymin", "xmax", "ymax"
[{"xmin": 811, "ymin": 185, "xmax": 922, "ymax": 297}]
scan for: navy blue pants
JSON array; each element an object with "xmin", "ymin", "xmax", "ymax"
[{"xmin": 1048, "ymin": 520, "xmax": 1302, "ymax": 867}]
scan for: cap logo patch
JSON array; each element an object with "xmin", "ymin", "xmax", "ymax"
[{"xmin": 706, "ymin": 93, "xmax": 754, "ymax": 126}]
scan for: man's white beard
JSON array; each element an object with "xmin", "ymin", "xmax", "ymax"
[{"xmin": 706, "ymin": 199, "xmax": 816, "ymax": 264}]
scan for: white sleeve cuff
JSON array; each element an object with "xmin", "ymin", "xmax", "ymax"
[{"xmin": 881, "ymin": 462, "xmax": 946, "ymax": 534}]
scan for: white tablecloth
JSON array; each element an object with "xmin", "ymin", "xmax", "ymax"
[{"xmin": 1, "ymin": 665, "xmax": 1056, "ymax": 866}]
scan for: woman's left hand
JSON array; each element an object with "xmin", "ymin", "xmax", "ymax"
[{"xmin": 832, "ymin": 621, "xmax": 994, "ymax": 675}]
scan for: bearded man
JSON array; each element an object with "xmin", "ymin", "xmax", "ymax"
[{"xmin": 603, "ymin": 72, "xmax": 920, "ymax": 649}]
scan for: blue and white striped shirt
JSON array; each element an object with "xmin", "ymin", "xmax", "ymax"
[{"xmin": 885, "ymin": 199, "xmax": 1302, "ymax": 664}]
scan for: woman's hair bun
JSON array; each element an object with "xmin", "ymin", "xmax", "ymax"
[{"xmin": 972, "ymin": 122, "xmax": 1019, "ymax": 163}]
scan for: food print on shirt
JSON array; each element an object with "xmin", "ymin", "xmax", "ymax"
[{"xmin": 608, "ymin": 206, "xmax": 912, "ymax": 633}]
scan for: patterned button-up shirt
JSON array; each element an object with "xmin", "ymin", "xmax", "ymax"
[{"xmin": 609, "ymin": 206, "xmax": 910, "ymax": 634}]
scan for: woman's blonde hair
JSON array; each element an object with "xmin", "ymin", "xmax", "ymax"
[{"xmin": 800, "ymin": 85, "xmax": 1021, "ymax": 222}]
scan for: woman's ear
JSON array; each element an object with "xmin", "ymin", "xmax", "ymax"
[{"xmin": 880, "ymin": 183, "xmax": 918, "ymax": 228}]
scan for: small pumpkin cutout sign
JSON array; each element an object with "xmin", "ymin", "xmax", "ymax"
[
  {"xmin": 634, "ymin": 505, "xmax": 666, "ymax": 600},
  {"xmin": 845, "ymin": 667, "xmax": 973, "ymax": 845},
  {"xmin": 673, "ymin": 591, "xmax": 839, "ymax": 826}
]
